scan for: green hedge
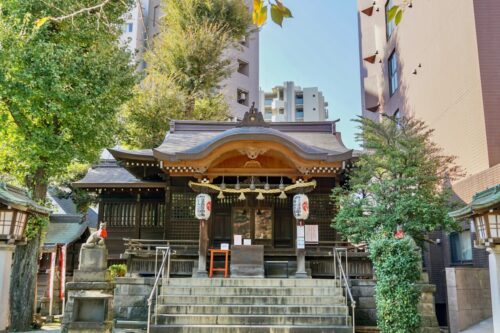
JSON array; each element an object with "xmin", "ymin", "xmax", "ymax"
[{"xmin": 369, "ymin": 236, "xmax": 422, "ymax": 333}]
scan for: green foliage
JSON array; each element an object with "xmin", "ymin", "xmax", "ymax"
[
  {"xmin": 51, "ymin": 162, "xmax": 98, "ymax": 214},
  {"xmin": 369, "ymin": 236, "xmax": 422, "ymax": 333},
  {"xmin": 0, "ymin": 0, "xmax": 136, "ymax": 190},
  {"xmin": 332, "ymin": 115, "xmax": 460, "ymax": 245},
  {"xmin": 332, "ymin": 115, "xmax": 461, "ymax": 332},
  {"xmin": 25, "ymin": 214, "xmax": 49, "ymax": 241},
  {"xmin": 108, "ymin": 264, "xmax": 127, "ymax": 278},
  {"xmin": 121, "ymin": 0, "xmax": 250, "ymax": 148}
]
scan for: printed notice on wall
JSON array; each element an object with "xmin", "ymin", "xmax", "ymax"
[
  {"xmin": 234, "ymin": 234, "xmax": 242, "ymax": 245},
  {"xmin": 297, "ymin": 225, "xmax": 305, "ymax": 238},
  {"xmin": 305, "ymin": 225, "xmax": 319, "ymax": 244}
]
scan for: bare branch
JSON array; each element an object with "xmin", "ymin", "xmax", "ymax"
[{"xmin": 49, "ymin": 0, "xmax": 112, "ymax": 23}]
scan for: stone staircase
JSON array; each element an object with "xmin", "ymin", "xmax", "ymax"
[{"xmin": 150, "ymin": 278, "xmax": 353, "ymax": 333}]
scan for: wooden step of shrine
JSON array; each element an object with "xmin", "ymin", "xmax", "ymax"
[{"xmin": 151, "ymin": 278, "xmax": 353, "ymax": 333}]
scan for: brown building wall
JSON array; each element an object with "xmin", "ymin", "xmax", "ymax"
[{"xmin": 473, "ymin": 0, "xmax": 500, "ymax": 168}]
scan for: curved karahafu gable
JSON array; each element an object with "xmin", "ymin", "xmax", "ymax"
[{"xmin": 78, "ymin": 107, "xmax": 358, "ymax": 182}]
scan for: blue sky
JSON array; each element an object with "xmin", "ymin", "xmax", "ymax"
[{"xmin": 259, "ymin": 0, "xmax": 361, "ymax": 148}]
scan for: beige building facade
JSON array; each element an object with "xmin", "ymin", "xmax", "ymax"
[{"xmin": 357, "ymin": 0, "xmax": 500, "ymax": 203}]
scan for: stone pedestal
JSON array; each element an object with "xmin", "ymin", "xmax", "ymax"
[
  {"xmin": 0, "ymin": 244, "xmax": 15, "ymax": 332},
  {"xmin": 417, "ymin": 273, "xmax": 440, "ymax": 333},
  {"xmin": 62, "ymin": 246, "xmax": 114, "ymax": 333},
  {"xmin": 295, "ymin": 248, "xmax": 308, "ymax": 278},
  {"xmin": 230, "ymin": 245, "xmax": 264, "ymax": 277},
  {"xmin": 488, "ymin": 245, "xmax": 500, "ymax": 333}
]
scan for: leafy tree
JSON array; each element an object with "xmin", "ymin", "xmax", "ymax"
[
  {"xmin": 332, "ymin": 115, "xmax": 460, "ymax": 332},
  {"xmin": 0, "ymin": 0, "xmax": 135, "ymax": 328},
  {"xmin": 121, "ymin": 0, "xmax": 251, "ymax": 148}
]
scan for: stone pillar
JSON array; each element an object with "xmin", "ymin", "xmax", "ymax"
[
  {"xmin": 488, "ymin": 245, "xmax": 500, "ymax": 333},
  {"xmin": 0, "ymin": 244, "xmax": 15, "ymax": 332},
  {"xmin": 196, "ymin": 219, "xmax": 208, "ymax": 278},
  {"xmin": 295, "ymin": 220, "xmax": 308, "ymax": 278},
  {"xmin": 62, "ymin": 246, "xmax": 114, "ymax": 333}
]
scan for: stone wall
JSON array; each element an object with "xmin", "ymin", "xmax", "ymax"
[
  {"xmin": 446, "ymin": 267, "xmax": 492, "ymax": 333},
  {"xmin": 114, "ymin": 277, "xmax": 155, "ymax": 322}
]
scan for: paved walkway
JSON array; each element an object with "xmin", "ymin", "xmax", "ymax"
[{"xmin": 460, "ymin": 317, "xmax": 493, "ymax": 333}]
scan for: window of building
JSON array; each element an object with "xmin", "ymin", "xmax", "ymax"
[
  {"xmin": 385, "ymin": 0, "xmax": 396, "ymax": 39},
  {"xmin": 279, "ymin": 108, "xmax": 284, "ymax": 115},
  {"xmin": 264, "ymin": 98, "xmax": 273, "ymax": 106},
  {"xmin": 450, "ymin": 230, "xmax": 473, "ymax": 264},
  {"xmin": 153, "ymin": 5, "xmax": 160, "ymax": 27},
  {"xmin": 237, "ymin": 88, "xmax": 249, "ymax": 106},
  {"xmin": 296, "ymin": 107, "xmax": 304, "ymax": 120},
  {"xmin": 295, "ymin": 94, "xmax": 304, "ymax": 105},
  {"xmin": 237, "ymin": 59, "xmax": 249, "ymax": 76},
  {"xmin": 388, "ymin": 50, "xmax": 399, "ymax": 96},
  {"xmin": 127, "ymin": 23, "xmax": 133, "ymax": 33}
]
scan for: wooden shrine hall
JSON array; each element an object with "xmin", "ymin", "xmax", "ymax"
[{"xmin": 74, "ymin": 106, "xmax": 372, "ymax": 278}]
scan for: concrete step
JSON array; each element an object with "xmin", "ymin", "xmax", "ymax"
[
  {"xmin": 153, "ymin": 314, "xmax": 350, "ymax": 326},
  {"xmin": 157, "ymin": 304, "xmax": 349, "ymax": 316},
  {"xmin": 158, "ymin": 295, "xmax": 345, "ymax": 305},
  {"xmin": 164, "ymin": 278, "xmax": 341, "ymax": 288},
  {"xmin": 160, "ymin": 286, "xmax": 344, "ymax": 296},
  {"xmin": 150, "ymin": 325, "xmax": 354, "ymax": 333}
]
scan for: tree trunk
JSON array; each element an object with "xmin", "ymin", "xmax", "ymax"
[
  {"xmin": 9, "ymin": 235, "xmax": 42, "ymax": 331},
  {"xmin": 185, "ymin": 94, "xmax": 195, "ymax": 119},
  {"xmin": 9, "ymin": 169, "xmax": 47, "ymax": 331}
]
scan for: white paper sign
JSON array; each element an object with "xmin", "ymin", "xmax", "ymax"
[
  {"xmin": 221, "ymin": 243, "xmax": 229, "ymax": 250},
  {"xmin": 297, "ymin": 237, "xmax": 305, "ymax": 249},
  {"xmin": 243, "ymin": 238, "xmax": 252, "ymax": 245},
  {"xmin": 234, "ymin": 234, "xmax": 242, "ymax": 245},
  {"xmin": 305, "ymin": 225, "xmax": 319, "ymax": 244},
  {"xmin": 297, "ymin": 225, "xmax": 305, "ymax": 238}
]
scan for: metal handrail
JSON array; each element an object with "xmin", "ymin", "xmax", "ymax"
[
  {"xmin": 333, "ymin": 247, "xmax": 356, "ymax": 333},
  {"xmin": 146, "ymin": 246, "xmax": 172, "ymax": 333}
]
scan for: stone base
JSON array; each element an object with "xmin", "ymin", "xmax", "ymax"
[
  {"xmin": 79, "ymin": 247, "xmax": 108, "ymax": 272},
  {"xmin": 66, "ymin": 321, "xmax": 112, "ymax": 333},
  {"xmin": 195, "ymin": 270, "xmax": 209, "ymax": 278},
  {"xmin": 294, "ymin": 271, "xmax": 309, "ymax": 279}
]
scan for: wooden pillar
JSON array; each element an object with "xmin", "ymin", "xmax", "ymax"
[
  {"xmin": 295, "ymin": 219, "xmax": 308, "ymax": 278},
  {"xmin": 195, "ymin": 219, "xmax": 209, "ymax": 278}
]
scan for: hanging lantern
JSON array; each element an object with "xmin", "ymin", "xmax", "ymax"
[
  {"xmin": 195, "ymin": 193, "xmax": 212, "ymax": 220},
  {"xmin": 256, "ymin": 192, "xmax": 265, "ymax": 200},
  {"xmin": 293, "ymin": 194, "xmax": 309, "ymax": 220},
  {"xmin": 217, "ymin": 191, "xmax": 225, "ymax": 200},
  {"xmin": 238, "ymin": 192, "xmax": 246, "ymax": 201},
  {"xmin": 279, "ymin": 191, "xmax": 287, "ymax": 200}
]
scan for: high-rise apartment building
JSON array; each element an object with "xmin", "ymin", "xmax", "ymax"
[
  {"xmin": 358, "ymin": 0, "xmax": 500, "ymax": 329},
  {"xmin": 119, "ymin": 0, "xmax": 259, "ymax": 119},
  {"xmin": 259, "ymin": 82, "xmax": 329, "ymax": 122}
]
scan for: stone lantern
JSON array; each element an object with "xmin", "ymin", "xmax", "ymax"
[
  {"xmin": 449, "ymin": 184, "xmax": 500, "ymax": 333},
  {"xmin": 0, "ymin": 182, "xmax": 50, "ymax": 331}
]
